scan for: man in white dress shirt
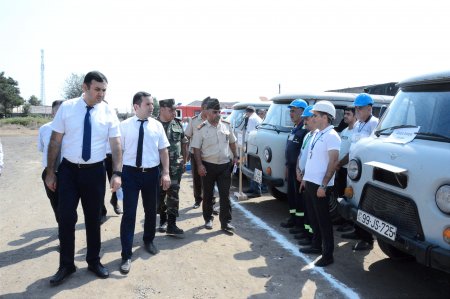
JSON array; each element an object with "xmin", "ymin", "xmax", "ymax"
[
  {"xmin": 38, "ymin": 100, "xmax": 63, "ymax": 224},
  {"xmin": 119, "ymin": 91, "xmax": 171, "ymax": 275},
  {"xmin": 46, "ymin": 71, "xmax": 122, "ymax": 285}
]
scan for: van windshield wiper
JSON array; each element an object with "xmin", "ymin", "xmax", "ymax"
[
  {"xmin": 260, "ymin": 123, "xmax": 280, "ymax": 133},
  {"xmin": 375, "ymin": 125, "xmax": 418, "ymax": 137},
  {"xmin": 415, "ymin": 132, "xmax": 450, "ymax": 142}
]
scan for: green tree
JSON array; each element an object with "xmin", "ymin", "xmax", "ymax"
[
  {"xmin": 22, "ymin": 103, "xmax": 31, "ymax": 116},
  {"xmin": 152, "ymin": 97, "xmax": 159, "ymax": 118},
  {"xmin": 28, "ymin": 95, "xmax": 41, "ymax": 106},
  {"xmin": 0, "ymin": 72, "xmax": 25, "ymax": 116},
  {"xmin": 62, "ymin": 73, "xmax": 84, "ymax": 99}
]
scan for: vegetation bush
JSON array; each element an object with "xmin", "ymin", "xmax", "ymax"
[{"xmin": 0, "ymin": 116, "xmax": 50, "ymax": 128}]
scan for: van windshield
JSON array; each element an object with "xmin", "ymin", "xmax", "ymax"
[
  {"xmin": 260, "ymin": 103, "xmax": 293, "ymax": 131},
  {"xmin": 377, "ymin": 91, "xmax": 450, "ymax": 141}
]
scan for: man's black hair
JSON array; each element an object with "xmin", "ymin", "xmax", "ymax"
[{"xmin": 133, "ymin": 91, "xmax": 151, "ymax": 106}]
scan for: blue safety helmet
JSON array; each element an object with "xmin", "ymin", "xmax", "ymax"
[
  {"xmin": 288, "ymin": 99, "xmax": 308, "ymax": 109},
  {"xmin": 354, "ymin": 93, "xmax": 374, "ymax": 107},
  {"xmin": 301, "ymin": 105, "xmax": 314, "ymax": 117}
]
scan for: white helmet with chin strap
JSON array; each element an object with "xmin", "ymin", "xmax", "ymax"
[{"xmin": 312, "ymin": 100, "xmax": 336, "ymax": 119}]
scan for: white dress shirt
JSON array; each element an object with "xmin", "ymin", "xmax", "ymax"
[
  {"xmin": 51, "ymin": 97, "xmax": 121, "ymax": 164},
  {"xmin": 246, "ymin": 113, "xmax": 262, "ymax": 133},
  {"xmin": 38, "ymin": 121, "xmax": 53, "ymax": 168},
  {"xmin": 120, "ymin": 115, "xmax": 170, "ymax": 168}
]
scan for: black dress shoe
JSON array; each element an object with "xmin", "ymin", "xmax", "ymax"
[
  {"xmin": 315, "ymin": 256, "xmax": 334, "ymax": 267},
  {"xmin": 88, "ymin": 263, "xmax": 109, "ymax": 278},
  {"xmin": 100, "ymin": 215, "xmax": 107, "ymax": 225},
  {"xmin": 120, "ymin": 259, "xmax": 131, "ymax": 274},
  {"xmin": 280, "ymin": 217, "xmax": 295, "ymax": 228},
  {"xmin": 110, "ymin": 199, "xmax": 123, "ymax": 214},
  {"xmin": 299, "ymin": 246, "xmax": 322, "ymax": 254},
  {"xmin": 289, "ymin": 227, "xmax": 304, "ymax": 234},
  {"xmin": 144, "ymin": 242, "xmax": 159, "ymax": 255},
  {"xmin": 166, "ymin": 224, "xmax": 184, "ymax": 238},
  {"xmin": 341, "ymin": 231, "xmax": 360, "ymax": 240},
  {"xmin": 221, "ymin": 223, "xmax": 235, "ymax": 232},
  {"xmin": 298, "ymin": 238, "xmax": 312, "ymax": 246},
  {"xmin": 204, "ymin": 220, "xmax": 213, "ymax": 230},
  {"xmin": 50, "ymin": 265, "xmax": 76, "ymax": 286},
  {"xmin": 352, "ymin": 241, "xmax": 374, "ymax": 251},
  {"xmin": 294, "ymin": 231, "xmax": 311, "ymax": 240}
]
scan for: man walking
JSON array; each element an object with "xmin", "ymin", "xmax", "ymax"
[
  {"xmin": 46, "ymin": 71, "xmax": 122, "ymax": 285},
  {"xmin": 156, "ymin": 99, "xmax": 188, "ymax": 236},
  {"xmin": 191, "ymin": 98, "xmax": 238, "ymax": 233},
  {"xmin": 119, "ymin": 92, "xmax": 171, "ymax": 274},
  {"xmin": 299, "ymin": 101, "xmax": 341, "ymax": 267},
  {"xmin": 184, "ymin": 97, "xmax": 211, "ymax": 209},
  {"xmin": 38, "ymin": 100, "xmax": 63, "ymax": 225}
]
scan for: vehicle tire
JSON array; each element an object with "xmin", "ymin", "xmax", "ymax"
[
  {"xmin": 269, "ymin": 186, "xmax": 287, "ymax": 200},
  {"xmin": 377, "ymin": 239, "xmax": 414, "ymax": 261}
]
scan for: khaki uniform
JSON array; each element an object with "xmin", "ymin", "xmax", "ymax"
[
  {"xmin": 191, "ymin": 120, "xmax": 236, "ymax": 226},
  {"xmin": 190, "ymin": 120, "xmax": 236, "ymax": 164},
  {"xmin": 184, "ymin": 114, "xmax": 207, "ymax": 205}
]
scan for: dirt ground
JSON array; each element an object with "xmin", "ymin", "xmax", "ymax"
[{"xmin": 1, "ymin": 128, "xmax": 449, "ymax": 299}]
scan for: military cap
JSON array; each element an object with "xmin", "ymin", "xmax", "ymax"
[
  {"xmin": 206, "ymin": 98, "xmax": 220, "ymax": 110},
  {"xmin": 159, "ymin": 98, "xmax": 175, "ymax": 108},
  {"xmin": 201, "ymin": 96, "xmax": 211, "ymax": 107}
]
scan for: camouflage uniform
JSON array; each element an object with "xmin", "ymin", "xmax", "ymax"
[{"xmin": 157, "ymin": 116, "xmax": 188, "ymax": 219}]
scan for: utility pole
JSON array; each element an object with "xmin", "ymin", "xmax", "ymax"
[
  {"xmin": 278, "ymin": 83, "xmax": 281, "ymax": 94},
  {"xmin": 40, "ymin": 49, "xmax": 46, "ymax": 106}
]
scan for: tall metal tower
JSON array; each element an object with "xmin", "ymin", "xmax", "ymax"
[{"xmin": 40, "ymin": 49, "xmax": 46, "ymax": 105}]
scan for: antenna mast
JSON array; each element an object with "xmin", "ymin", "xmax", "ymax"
[{"xmin": 40, "ymin": 49, "xmax": 46, "ymax": 105}]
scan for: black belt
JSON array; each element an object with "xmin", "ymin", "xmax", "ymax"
[
  {"xmin": 124, "ymin": 165, "xmax": 157, "ymax": 173},
  {"xmin": 63, "ymin": 158, "xmax": 104, "ymax": 169}
]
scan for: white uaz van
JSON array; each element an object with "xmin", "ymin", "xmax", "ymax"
[{"xmin": 339, "ymin": 71, "xmax": 450, "ymax": 273}]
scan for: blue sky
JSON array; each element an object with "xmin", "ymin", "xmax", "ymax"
[{"xmin": 1, "ymin": 0, "xmax": 449, "ymax": 112}]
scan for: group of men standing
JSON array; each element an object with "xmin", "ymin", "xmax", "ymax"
[
  {"xmin": 39, "ymin": 71, "xmax": 238, "ymax": 286},
  {"xmin": 280, "ymin": 93, "xmax": 379, "ymax": 267}
]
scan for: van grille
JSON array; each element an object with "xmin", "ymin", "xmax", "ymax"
[
  {"xmin": 246, "ymin": 154, "xmax": 262, "ymax": 172},
  {"xmin": 360, "ymin": 184, "xmax": 424, "ymax": 240}
]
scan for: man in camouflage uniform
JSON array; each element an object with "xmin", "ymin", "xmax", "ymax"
[{"xmin": 157, "ymin": 99, "xmax": 188, "ymax": 237}]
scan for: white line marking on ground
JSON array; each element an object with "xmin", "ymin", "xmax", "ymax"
[{"xmin": 231, "ymin": 198, "xmax": 360, "ymax": 299}]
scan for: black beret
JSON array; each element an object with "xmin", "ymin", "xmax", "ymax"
[
  {"xmin": 201, "ymin": 96, "xmax": 211, "ymax": 107},
  {"xmin": 159, "ymin": 99, "xmax": 175, "ymax": 108},
  {"xmin": 206, "ymin": 98, "xmax": 220, "ymax": 110}
]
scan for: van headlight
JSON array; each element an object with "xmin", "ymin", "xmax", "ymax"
[
  {"xmin": 347, "ymin": 159, "xmax": 362, "ymax": 181},
  {"xmin": 264, "ymin": 147, "xmax": 272, "ymax": 163},
  {"xmin": 436, "ymin": 185, "xmax": 450, "ymax": 214}
]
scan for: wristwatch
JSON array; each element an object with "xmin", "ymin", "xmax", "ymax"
[
  {"xmin": 319, "ymin": 184, "xmax": 327, "ymax": 189},
  {"xmin": 113, "ymin": 171, "xmax": 122, "ymax": 177}
]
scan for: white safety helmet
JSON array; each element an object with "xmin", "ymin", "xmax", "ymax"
[{"xmin": 312, "ymin": 100, "xmax": 336, "ymax": 118}]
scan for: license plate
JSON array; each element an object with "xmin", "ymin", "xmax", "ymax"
[
  {"xmin": 253, "ymin": 168, "xmax": 262, "ymax": 184},
  {"xmin": 357, "ymin": 210, "xmax": 397, "ymax": 241}
]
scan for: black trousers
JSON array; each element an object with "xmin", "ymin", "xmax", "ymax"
[
  {"xmin": 304, "ymin": 181, "xmax": 334, "ymax": 259},
  {"xmin": 102, "ymin": 153, "xmax": 118, "ymax": 216},
  {"xmin": 57, "ymin": 159, "xmax": 106, "ymax": 267},
  {"xmin": 287, "ymin": 165, "xmax": 307, "ymax": 230},
  {"xmin": 41, "ymin": 168, "xmax": 59, "ymax": 223},
  {"xmin": 121, "ymin": 165, "xmax": 159, "ymax": 260},
  {"xmin": 190, "ymin": 153, "xmax": 203, "ymax": 205},
  {"xmin": 201, "ymin": 161, "xmax": 232, "ymax": 225},
  {"xmin": 334, "ymin": 167, "xmax": 347, "ymax": 197}
]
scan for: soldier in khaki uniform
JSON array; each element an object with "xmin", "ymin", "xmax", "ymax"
[
  {"xmin": 191, "ymin": 98, "xmax": 238, "ymax": 233},
  {"xmin": 184, "ymin": 97, "xmax": 211, "ymax": 208},
  {"xmin": 157, "ymin": 99, "xmax": 188, "ymax": 236}
]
